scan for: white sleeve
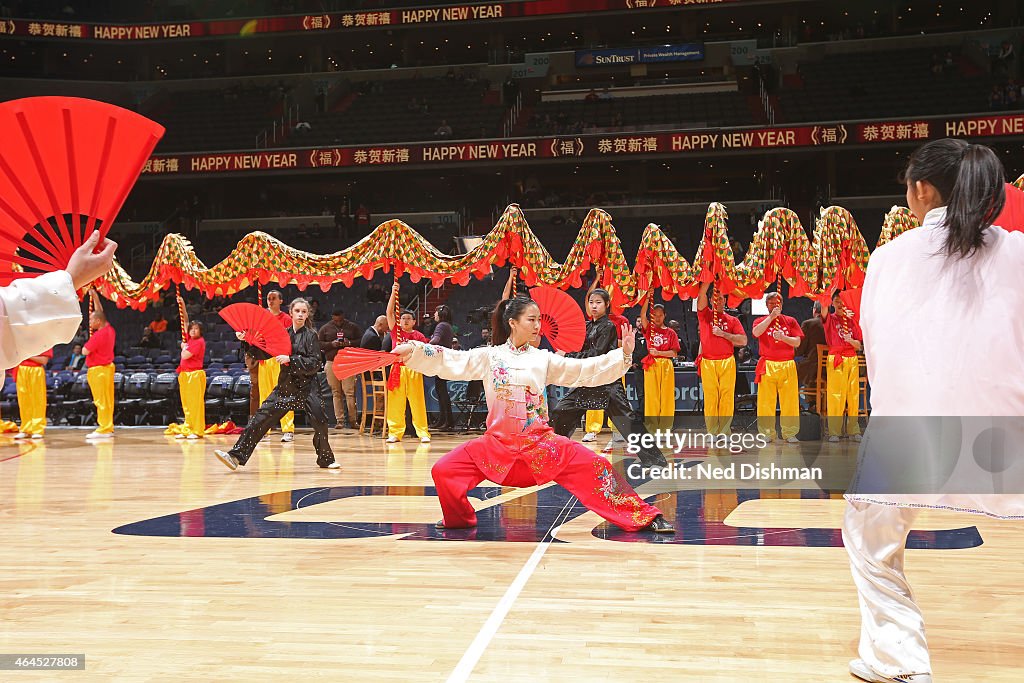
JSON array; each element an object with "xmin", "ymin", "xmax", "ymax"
[
  {"xmin": 0, "ymin": 271, "xmax": 82, "ymax": 370},
  {"xmin": 545, "ymin": 347, "xmax": 630, "ymax": 388},
  {"xmin": 403, "ymin": 342, "xmax": 490, "ymax": 381}
]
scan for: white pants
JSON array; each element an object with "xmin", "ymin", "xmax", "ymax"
[{"xmin": 842, "ymin": 500, "xmax": 932, "ymax": 679}]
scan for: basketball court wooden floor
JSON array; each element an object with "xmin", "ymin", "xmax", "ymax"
[{"xmin": 2, "ymin": 427, "xmax": 1022, "ymax": 681}]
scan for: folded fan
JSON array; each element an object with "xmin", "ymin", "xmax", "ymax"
[
  {"xmin": 218, "ymin": 303, "xmax": 292, "ymax": 357},
  {"xmin": 0, "ymin": 97, "xmax": 164, "ymax": 285},
  {"xmin": 333, "ymin": 347, "xmax": 400, "ymax": 381}
]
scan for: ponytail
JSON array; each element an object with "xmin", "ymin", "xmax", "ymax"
[
  {"xmin": 491, "ymin": 294, "xmax": 534, "ymax": 346},
  {"xmin": 902, "ymin": 138, "xmax": 1006, "ymax": 259}
]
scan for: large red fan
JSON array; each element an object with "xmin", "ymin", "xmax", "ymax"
[
  {"xmin": 0, "ymin": 97, "xmax": 164, "ymax": 284},
  {"xmin": 333, "ymin": 347, "xmax": 400, "ymax": 381},
  {"xmin": 529, "ymin": 286, "xmax": 586, "ymax": 353},
  {"xmin": 219, "ymin": 303, "xmax": 292, "ymax": 357}
]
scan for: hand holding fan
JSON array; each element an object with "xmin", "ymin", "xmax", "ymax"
[
  {"xmin": 529, "ymin": 286, "xmax": 586, "ymax": 353},
  {"xmin": 0, "ymin": 97, "xmax": 164, "ymax": 285},
  {"xmin": 333, "ymin": 347, "xmax": 400, "ymax": 381},
  {"xmin": 219, "ymin": 303, "xmax": 291, "ymax": 357}
]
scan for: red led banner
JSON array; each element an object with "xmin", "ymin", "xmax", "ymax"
[
  {"xmin": 1, "ymin": 1, "xmax": 738, "ymax": 42},
  {"xmin": 137, "ymin": 114, "xmax": 1024, "ymax": 176}
]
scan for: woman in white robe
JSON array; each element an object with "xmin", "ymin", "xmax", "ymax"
[{"xmin": 844, "ymin": 139, "xmax": 1024, "ymax": 683}]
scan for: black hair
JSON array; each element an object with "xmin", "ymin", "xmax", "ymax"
[
  {"xmin": 901, "ymin": 138, "xmax": 1006, "ymax": 259},
  {"xmin": 491, "ymin": 295, "xmax": 538, "ymax": 346},
  {"xmin": 188, "ymin": 321, "xmax": 204, "ymax": 337},
  {"xmin": 400, "ymin": 309, "xmax": 416, "ymax": 319},
  {"xmin": 650, "ymin": 303, "xmax": 666, "ymax": 312},
  {"xmin": 332, "ymin": 309, "xmax": 345, "ymax": 318},
  {"xmin": 435, "ymin": 304, "xmax": 452, "ymax": 323},
  {"xmin": 589, "ymin": 288, "xmax": 611, "ymax": 306},
  {"xmin": 588, "ymin": 288, "xmax": 611, "ymax": 320}
]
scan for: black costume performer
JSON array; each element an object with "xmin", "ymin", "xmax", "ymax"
[
  {"xmin": 551, "ymin": 316, "xmax": 668, "ymax": 467},
  {"xmin": 216, "ymin": 325, "xmax": 338, "ymax": 469}
]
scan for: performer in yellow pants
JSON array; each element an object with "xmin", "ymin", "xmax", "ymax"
[
  {"xmin": 258, "ymin": 357, "xmax": 294, "ymax": 434},
  {"xmin": 696, "ymin": 282, "xmax": 747, "ymax": 436},
  {"xmin": 643, "ymin": 357, "xmax": 676, "ymax": 432},
  {"xmin": 827, "ymin": 356, "xmax": 860, "ymax": 438},
  {"xmin": 386, "ymin": 365, "xmax": 430, "ymax": 442},
  {"xmin": 756, "ymin": 359, "xmax": 800, "ymax": 440},
  {"xmin": 753, "ymin": 292, "xmax": 803, "ymax": 442},
  {"xmin": 700, "ymin": 356, "xmax": 737, "ymax": 436},
  {"xmin": 820, "ymin": 290, "xmax": 864, "ymax": 441},
  {"xmin": 585, "ymin": 410, "xmax": 607, "ymax": 435},
  {"xmin": 385, "ymin": 280, "xmax": 431, "ymax": 443},
  {"xmin": 83, "ymin": 289, "xmax": 117, "ymax": 438},
  {"xmin": 87, "ymin": 364, "xmax": 115, "ymax": 434},
  {"xmin": 177, "ymin": 316, "xmax": 208, "ymax": 439},
  {"xmin": 15, "ymin": 348, "xmax": 51, "ymax": 438},
  {"xmin": 639, "ymin": 296, "xmax": 680, "ymax": 433}
]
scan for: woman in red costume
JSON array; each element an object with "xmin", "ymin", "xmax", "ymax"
[{"xmin": 392, "ymin": 294, "xmax": 674, "ymax": 533}]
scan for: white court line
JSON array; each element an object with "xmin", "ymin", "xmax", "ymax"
[{"xmin": 445, "ymin": 496, "xmax": 578, "ymax": 683}]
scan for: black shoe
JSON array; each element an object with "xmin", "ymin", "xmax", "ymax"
[
  {"xmin": 645, "ymin": 514, "xmax": 675, "ymax": 534},
  {"xmin": 637, "ymin": 450, "xmax": 669, "ymax": 468},
  {"xmin": 435, "ymin": 520, "xmax": 446, "ymax": 529}
]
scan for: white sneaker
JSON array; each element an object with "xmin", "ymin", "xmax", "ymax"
[
  {"xmin": 324, "ymin": 462, "xmax": 341, "ymax": 469},
  {"xmin": 852, "ymin": 433, "xmax": 863, "ymax": 442},
  {"xmin": 14, "ymin": 432, "xmax": 29, "ymax": 439},
  {"xmin": 386, "ymin": 436, "xmax": 399, "ymax": 443},
  {"xmin": 213, "ymin": 449, "xmax": 239, "ymax": 471},
  {"xmin": 281, "ymin": 433, "xmax": 293, "ymax": 443},
  {"xmin": 86, "ymin": 431, "xmax": 113, "ymax": 439},
  {"xmin": 31, "ymin": 434, "xmax": 43, "ymax": 440},
  {"xmin": 849, "ymin": 658, "xmax": 931, "ymax": 683},
  {"xmin": 420, "ymin": 436, "xmax": 431, "ymax": 443},
  {"xmin": 786, "ymin": 436, "xmax": 800, "ymax": 444},
  {"xmin": 828, "ymin": 435, "xmax": 840, "ymax": 443},
  {"xmin": 602, "ymin": 438, "xmax": 615, "ymax": 452},
  {"xmin": 175, "ymin": 433, "xmax": 187, "ymax": 440},
  {"xmin": 582, "ymin": 431, "xmax": 597, "ymax": 442},
  {"xmin": 611, "ymin": 432, "xmax": 626, "ymax": 443},
  {"xmin": 187, "ymin": 434, "xmax": 200, "ymax": 440}
]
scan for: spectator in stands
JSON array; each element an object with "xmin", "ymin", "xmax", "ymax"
[
  {"xmin": 943, "ymin": 51, "xmax": 955, "ymax": 77},
  {"xmin": 309, "ymin": 299, "xmax": 324, "ymax": 323},
  {"xmin": 355, "ymin": 204, "xmax": 371, "ymax": 233},
  {"xmin": 995, "ymin": 40, "xmax": 1016, "ymax": 79},
  {"xmin": 366, "ymin": 282, "xmax": 387, "ymax": 304},
  {"xmin": 585, "ymin": 89, "xmax": 599, "ymax": 102},
  {"xmin": 311, "ymin": 222, "xmax": 322, "ymax": 239},
  {"xmin": 149, "ymin": 313, "xmax": 168, "ymax": 336},
  {"xmin": 930, "ymin": 52, "xmax": 943, "ymax": 76},
  {"xmin": 68, "ymin": 343, "xmax": 86, "ymax": 372},
  {"xmin": 990, "ymin": 85, "xmax": 1006, "ymax": 110},
  {"xmin": 435, "ymin": 120, "xmax": 453, "ymax": 138},
  {"xmin": 294, "ymin": 120, "xmax": 311, "ymax": 134}
]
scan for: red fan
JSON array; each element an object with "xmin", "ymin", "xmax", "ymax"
[
  {"xmin": 0, "ymin": 97, "xmax": 164, "ymax": 284},
  {"xmin": 332, "ymin": 347, "xmax": 400, "ymax": 381},
  {"xmin": 219, "ymin": 303, "xmax": 292, "ymax": 357},
  {"xmin": 995, "ymin": 182, "xmax": 1024, "ymax": 233},
  {"xmin": 529, "ymin": 286, "xmax": 586, "ymax": 353}
]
